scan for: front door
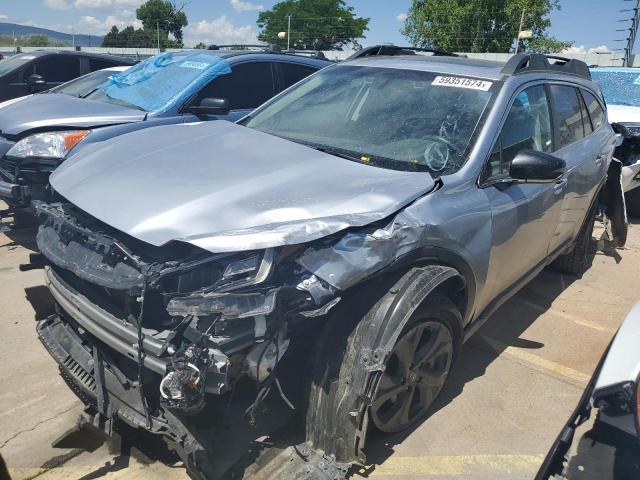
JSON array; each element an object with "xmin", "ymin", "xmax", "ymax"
[{"xmin": 481, "ymin": 84, "xmax": 563, "ymax": 304}]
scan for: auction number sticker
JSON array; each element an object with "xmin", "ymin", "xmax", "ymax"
[
  {"xmin": 432, "ymin": 76, "xmax": 493, "ymax": 91},
  {"xmin": 180, "ymin": 61, "xmax": 209, "ymax": 70}
]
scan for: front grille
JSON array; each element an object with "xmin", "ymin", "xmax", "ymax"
[{"xmin": 63, "ymin": 355, "xmax": 96, "ymax": 392}]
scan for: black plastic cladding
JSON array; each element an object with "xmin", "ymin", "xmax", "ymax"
[{"xmin": 501, "ymin": 53, "xmax": 591, "ymax": 80}]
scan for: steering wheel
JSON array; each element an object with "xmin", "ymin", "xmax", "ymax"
[{"xmin": 422, "ymin": 135, "xmax": 459, "ymax": 172}]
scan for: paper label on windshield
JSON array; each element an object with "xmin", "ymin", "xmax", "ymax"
[
  {"xmin": 432, "ymin": 76, "xmax": 493, "ymax": 91},
  {"xmin": 180, "ymin": 61, "xmax": 209, "ymax": 70}
]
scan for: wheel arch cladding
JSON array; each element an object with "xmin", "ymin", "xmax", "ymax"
[
  {"xmin": 306, "ymin": 265, "xmax": 464, "ymax": 464},
  {"xmin": 600, "ymin": 158, "xmax": 628, "ymax": 247}
]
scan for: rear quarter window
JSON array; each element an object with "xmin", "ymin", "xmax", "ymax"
[
  {"xmin": 279, "ymin": 62, "xmax": 318, "ymax": 90},
  {"xmin": 581, "ymin": 90, "xmax": 606, "ymax": 130}
]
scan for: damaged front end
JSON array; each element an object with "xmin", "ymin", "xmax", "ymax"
[{"xmin": 34, "ymin": 200, "xmax": 343, "ymax": 477}]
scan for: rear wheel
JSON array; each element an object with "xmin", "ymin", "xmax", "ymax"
[{"xmin": 553, "ymin": 206, "xmax": 596, "ymax": 275}]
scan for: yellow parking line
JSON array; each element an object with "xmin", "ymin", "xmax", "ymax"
[
  {"xmin": 481, "ymin": 336, "xmax": 591, "ymax": 386},
  {"xmin": 519, "ymin": 299, "xmax": 614, "ymax": 333},
  {"xmin": 358, "ymin": 454, "xmax": 544, "ymax": 477}
]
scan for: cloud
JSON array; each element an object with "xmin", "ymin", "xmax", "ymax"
[
  {"xmin": 396, "ymin": 12, "xmax": 407, "ymax": 22},
  {"xmin": 0, "ymin": 14, "xmax": 8, "ymax": 21},
  {"xmin": 184, "ymin": 15, "xmax": 258, "ymax": 47},
  {"xmin": 230, "ymin": 0, "xmax": 264, "ymax": 12},
  {"xmin": 75, "ymin": 0, "xmax": 113, "ymax": 9},
  {"xmin": 44, "ymin": 0, "xmax": 72, "ymax": 10},
  {"xmin": 562, "ymin": 44, "xmax": 612, "ymax": 55},
  {"xmin": 76, "ymin": 10, "xmax": 139, "ymax": 33}
]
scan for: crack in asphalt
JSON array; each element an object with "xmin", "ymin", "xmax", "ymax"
[{"xmin": 0, "ymin": 404, "xmax": 78, "ymax": 449}]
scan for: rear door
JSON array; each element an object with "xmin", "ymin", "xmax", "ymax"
[
  {"xmin": 274, "ymin": 61, "xmax": 319, "ymax": 93},
  {"xmin": 482, "ymin": 83, "xmax": 562, "ymax": 301},
  {"xmin": 546, "ymin": 84, "xmax": 611, "ymax": 254},
  {"xmin": 193, "ymin": 61, "xmax": 276, "ymax": 121}
]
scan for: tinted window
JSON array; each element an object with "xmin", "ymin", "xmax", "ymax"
[
  {"xmin": 198, "ymin": 62, "xmax": 275, "ymax": 110},
  {"xmin": 279, "ymin": 62, "xmax": 317, "ymax": 90},
  {"xmin": 549, "ymin": 85, "xmax": 585, "ymax": 149},
  {"xmin": 89, "ymin": 58, "xmax": 121, "ymax": 71},
  {"xmin": 34, "ymin": 57, "xmax": 81, "ymax": 82},
  {"xmin": 483, "ymin": 85, "xmax": 552, "ymax": 179},
  {"xmin": 582, "ymin": 90, "xmax": 606, "ymax": 130}
]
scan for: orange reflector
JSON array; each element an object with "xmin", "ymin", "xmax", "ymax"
[{"xmin": 64, "ymin": 131, "xmax": 89, "ymax": 152}]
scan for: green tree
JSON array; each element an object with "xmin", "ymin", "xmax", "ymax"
[
  {"xmin": 401, "ymin": 0, "xmax": 572, "ymax": 54},
  {"xmin": 24, "ymin": 34, "xmax": 50, "ymax": 47},
  {"xmin": 193, "ymin": 41, "xmax": 207, "ymax": 49},
  {"xmin": 257, "ymin": 0, "xmax": 369, "ymax": 51},
  {"xmin": 136, "ymin": 0, "xmax": 188, "ymax": 43}
]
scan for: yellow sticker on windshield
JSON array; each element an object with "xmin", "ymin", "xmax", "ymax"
[{"xmin": 432, "ymin": 76, "xmax": 493, "ymax": 91}]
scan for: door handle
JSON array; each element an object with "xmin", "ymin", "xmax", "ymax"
[
  {"xmin": 595, "ymin": 155, "xmax": 604, "ymax": 168},
  {"xmin": 554, "ymin": 177, "xmax": 568, "ymax": 194}
]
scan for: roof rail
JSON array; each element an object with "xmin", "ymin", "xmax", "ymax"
[
  {"xmin": 501, "ymin": 53, "xmax": 591, "ymax": 80},
  {"xmin": 347, "ymin": 44, "xmax": 459, "ymax": 61}
]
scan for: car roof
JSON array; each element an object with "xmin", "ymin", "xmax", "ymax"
[
  {"xmin": 167, "ymin": 49, "xmax": 332, "ymax": 67},
  {"xmin": 18, "ymin": 49, "xmax": 135, "ymax": 63},
  {"xmin": 344, "ymin": 55, "xmax": 506, "ymax": 80}
]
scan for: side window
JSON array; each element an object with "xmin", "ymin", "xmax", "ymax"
[
  {"xmin": 278, "ymin": 62, "xmax": 317, "ymax": 90},
  {"xmin": 197, "ymin": 62, "xmax": 275, "ymax": 110},
  {"xmin": 581, "ymin": 90, "xmax": 606, "ymax": 131},
  {"xmin": 483, "ymin": 84, "xmax": 553, "ymax": 181},
  {"xmin": 578, "ymin": 90, "xmax": 593, "ymax": 135},
  {"xmin": 89, "ymin": 58, "xmax": 120, "ymax": 72},
  {"xmin": 549, "ymin": 85, "xmax": 585, "ymax": 149},
  {"xmin": 34, "ymin": 57, "xmax": 81, "ymax": 82}
]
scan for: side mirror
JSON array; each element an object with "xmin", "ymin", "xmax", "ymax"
[
  {"xmin": 615, "ymin": 133, "xmax": 624, "ymax": 148},
  {"xmin": 27, "ymin": 74, "xmax": 46, "ymax": 92},
  {"xmin": 187, "ymin": 97, "xmax": 230, "ymax": 116},
  {"xmin": 509, "ymin": 150, "xmax": 566, "ymax": 183}
]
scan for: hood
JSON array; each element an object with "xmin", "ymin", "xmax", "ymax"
[
  {"xmin": 606, "ymin": 104, "xmax": 640, "ymax": 124},
  {"xmin": 0, "ymin": 94, "xmax": 145, "ymax": 136},
  {"xmin": 595, "ymin": 300, "xmax": 640, "ymax": 392},
  {"xmin": 52, "ymin": 121, "xmax": 434, "ymax": 253}
]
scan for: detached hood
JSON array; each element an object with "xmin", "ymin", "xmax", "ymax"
[
  {"xmin": 0, "ymin": 94, "xmax": 145, "ymax": 136},
  {"xmin": 606, "ymin": 104, "xmax": 640, "ymax": 124},
  {"xmin": 52, "ymin": 121, "xmax": 434, "ymax": 253}
]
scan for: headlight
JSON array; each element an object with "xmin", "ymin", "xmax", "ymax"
[
  {"xmin": 6, "ymin": 130, "xmax": 89, "ymax": 159},
  {"xmin": 216, "ymin": 249, "xmax": 275, "ymax": 292}
]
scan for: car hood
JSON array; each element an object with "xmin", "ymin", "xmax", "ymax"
[
  {"xmin": 606, "ymin": 104, "xmax": 640, "ymax": 124},
  {"xmin": 595, "ymin": 300, "xmax": 640, "ymax": 392},
  {"xmin": 0, "ymin": 93, "xmax": 145, "ymax": 136},
  {"xmin": 52, "ymin": 121, "xmax": 434, "ymax": 253}
]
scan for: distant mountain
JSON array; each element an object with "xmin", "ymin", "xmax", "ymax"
[{"xmin": 0, "ymin": 22, "xmax": 103, "ymax": 46}]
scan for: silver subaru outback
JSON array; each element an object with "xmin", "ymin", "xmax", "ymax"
[{"xmin": 33, "ymin": 46, "xmax": 626, "ymax": 479}]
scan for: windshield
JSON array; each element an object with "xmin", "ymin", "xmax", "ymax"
[
  {"xmin": 244, "ymin": 65, "xmax": 494, "ymax": 174},
  {"xmin": 49, "ymin": 69, "xmax": 119, "ymax": 97},
  {"xmin": 84, "ymin": 52, "xmax": 230, "ymax": 112},
  {"xmin": 0, "ymin": 54, "xmax": 35, "ymax": 77},
  {"xmin": 591, "ymin": 69, "xmax": 640, "ymax": 107}
]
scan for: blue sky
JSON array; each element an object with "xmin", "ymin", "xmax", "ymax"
[{"xmin": 0, "ymin": 0, "xmax": 633, "ymax": 53}]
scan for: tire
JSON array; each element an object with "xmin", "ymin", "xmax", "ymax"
[
  {"xmin": 305, "ymin": 286, "xmax": 461, "ymax": 461},
  {"xmin": 553, "ymin": 206, "xmax": 596, "ymax": 275},
  {"xmin": 626, "ymin": 187, "xmax": 640, "ymax": 219}
]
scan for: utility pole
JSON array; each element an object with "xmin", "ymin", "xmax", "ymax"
[
  {"xmin": 287, "ymin": 14, "xmax": 291, "ymax": 51},
  {"xmin": 514, "ymin": 8, "xmax": 525, "ymax": 54},
  {"xmin": 72, "ymin": 27, "xmax": 75, "ymax": 48},
  {"xmin": 157, "ymin": 21, "xmax": 161, "ymax": 53},
  {"xmin": 623, "ymin": 0, "xmax": 640, "ymax": 67}
]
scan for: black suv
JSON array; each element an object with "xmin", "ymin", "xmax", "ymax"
[{"xmin": 0, "ymin": 50, "xmax": 135, "ymax": 101}]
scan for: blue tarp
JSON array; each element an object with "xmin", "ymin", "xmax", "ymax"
[{"xmin": 93, "ymin": 52, "xmax": 231, "ymax": 113}]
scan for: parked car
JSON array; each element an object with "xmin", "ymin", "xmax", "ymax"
[
  {"xmin": 0, "ymin": 47, "xmax": 331, "ymax": 219},
  {"xmin": 536, "ymin": 301, "xmax": 640, "ymax": 480},
  {"xmin": 33, "ymin": 48, "xmax": 626, "ymax": 479},
  {"xmin": 591, "ymin": 67, "xmax": 640, "ymax": 216},
  {"xmin": 0, "ymin": 50, "xmax": 135, "ymax": 102}
]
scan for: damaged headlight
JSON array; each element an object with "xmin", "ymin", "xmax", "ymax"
[
  {"xmin": 167, "ymin": 289, "xmax": 277, "ymax": 318},
  {"xmin": 216, "ymin": 249, "xmax": 275, "ymax": 292},
  {"xmin": 6, "ymin": 130, "xmax": 90, "ymax": 159}
]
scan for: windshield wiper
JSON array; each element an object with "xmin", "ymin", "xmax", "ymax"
[{"xmin": 293, "ymin": 140, "xmax": 364, "ymax": 162}]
